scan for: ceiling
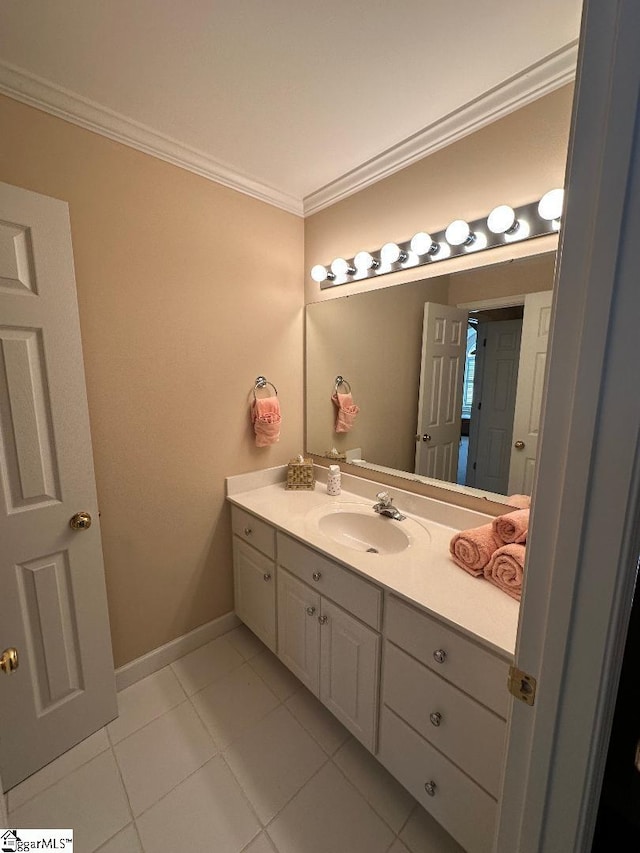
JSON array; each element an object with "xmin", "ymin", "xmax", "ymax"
[{"xmin": 0, "ymin": 0, "xmax": 583, "ymax": 216}]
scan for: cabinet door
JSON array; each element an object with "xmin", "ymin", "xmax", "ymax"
[
  {"xmin": 277, "ymin": 569, "xmax": 320, "ymax": 695},
  {"xmin": 319, "ymin": 599, "xmax": 381, "ymax": 752},
  {"xmin": 233, "ymin": 538, "xmax": 276, "ymax": 652}
]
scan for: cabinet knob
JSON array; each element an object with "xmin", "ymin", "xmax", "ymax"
[
  {"xmin": 433, "ymin": 649, "xmax": 447, "ymax": 664},
  {"xmin": 429, "ymin": 712, "xmax": 442, "ymax": 727},
  {"xmin": 424, "ymin": 781, "xmax": 437, "ymax": 797},
  {"xmin": 263, "ymin": 572, "xmax": 272, "ymax": 581},
  {"xmin": 244, "ymin": 527, "xmax": 252, "ymax": 535},
  {"xmin": 312, "ymin": 571, "xmax": 322, "ymax": 582},
  {"xmin": 318, "ymin": 614, "xmax": 328, "ymax": 625},
  {"xmin": 306, "ymin": 606, "xmax": 316, "ymax": 616}
]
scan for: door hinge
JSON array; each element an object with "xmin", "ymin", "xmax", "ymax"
[
  {"xmin": 483, "ymin": 338, "xmax": 487, "ymax": 347},
  {"xmin": 508, "ymin": 666, "xmax": 537, "ymax": 706},
  {"xmin": 472, "ymin": 462, "xmax": 477, "ymax": 470},
  {"xmin": 478, "ymin": 401, "xmax": 482, "ymax": 410}
]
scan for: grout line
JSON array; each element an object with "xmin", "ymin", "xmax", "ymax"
[
  {"xmin": 329, "ymin": 743, "xmax": 416, "ymax": 837},
  {"xmin": 262, "ymin": 755, "xmax": 331, "ymax": 832}
]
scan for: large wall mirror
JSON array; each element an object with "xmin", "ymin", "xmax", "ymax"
[{"xmin": 305, "ymin": 252, "xmax": 555, "ymax": 505}]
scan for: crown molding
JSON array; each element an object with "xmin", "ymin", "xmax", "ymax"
[
  {"xmin": 303, "ymin": 41, "xmax": 578, "ymax": 217},
  {"xmin": 0, "ymin": 61, "xmax": 304, "ymax": 217}
]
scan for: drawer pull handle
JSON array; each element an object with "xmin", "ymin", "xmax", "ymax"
[
  {"xmin": 429, "ymin": 712, "xmax": 442, "ymax": 727},
  {"xmin": 312, "ymin": 571, "xmax": 322, "ymax": 582},
  {"xmin": 433, "ymin": 649, "xmax": 447, "ymax": 664},
  {"xmin": 306, "ymin": 606, "xmax": 316, "ymax": 616},
  {"xmin": 244, "ymin": 527, "xmax": 252, "ymax": 535},
  {"xmin": 318, "ymin": 614, "xmax": 328, "ymax": 625},
  {"xmin": 424, "ymin": 781, "xmax": 437, "ymax": 797},
  {"xmin": 263, "ymin": 573, "xmax": 272, "ymax": 582}
]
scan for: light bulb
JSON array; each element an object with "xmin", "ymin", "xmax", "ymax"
[
  {"xmin": 538, "ymin": 188, "xmax": 564, "ymax": 221},
  {"xmin": 410, "ymin": 232, "xmax": 438, "ymax": 256},
  {"xmin": 487, "ymin": 205, "xmax": 518, "ymax": 235},
  {"xmin": 380, "ymin": 242, "xmax": 405, "ymax": 264},
  {"xmin": 464, "ymin": 231, "xmax": 488, "ymax": 252},
  {"xmin": 330, "ymin": 257, "xmax": 355, "ymax": 276},
  {"xmin": 310, "ymin": 264, "xmax": 332, "ymax": 283},
  {"xmin": 432, "ymin": 242, "xmax": 451, "ymax": 261},
  {"xmin": 445, "ymin": 219, "xmax": 475, "ymax": 246},
  {"xmin": 354, "ymin": 251, "xmax": 378, "ymax": 272}
]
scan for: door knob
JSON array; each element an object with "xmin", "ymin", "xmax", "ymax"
[
  {"xmin": 514, "ymin": 441, "xmax": 525, "ymax": 450},
  {"xmin": 0, "ymin": 647, "xmax": 19, "ymax": 674},
  {"xmin": 422, "ymin": 434, "xmax": 432, "ymax": 442},
  {"xmin": 69, "ymin": 511, "xmax": 92, "ymax": 530}
]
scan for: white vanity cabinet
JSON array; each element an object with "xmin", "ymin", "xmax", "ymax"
[
  {"xmin": 231, "ymin": 508, "xmax": 276, "ymax": 652},
  {"xmin": 378, "ymin": 594, "xmax": 510, "ymax": 853},
  {"xmin": 277, "ymin": 533, "xmax": 382, "ymax": 752},
  {"xmin": 229, "ymin": 488, "xmax": 515, "ymax": 853}
]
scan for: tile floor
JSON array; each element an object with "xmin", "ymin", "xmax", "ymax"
[{"xmin": 5, "ymin": 625, "xmax": 465, "ymax": 853}]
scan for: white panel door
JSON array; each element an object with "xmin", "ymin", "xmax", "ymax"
[
  {"xmin": 0, "ymin": 182, "xmax": 117, "ymax": 790},
  {"xmin": 471, "ymin": 319, "xmax": 522, "ymax": 494},
  {"xmin": 415, "ymin": 303, "xmax": 468, "ymax": 481},
  {"xmin": 233, "ymin": 539, "xmax": 276, "ymax": 652},
  {"xmin": 507, "ymin": 291, "xmax": 553, "ymax": 495},
  {"xmin": 319, "ymin": 599, "xmax": 380, "ymax": 752},
  {"xmin": 277, "ymin": 569, "xmax": 320, "ymax": 695}
]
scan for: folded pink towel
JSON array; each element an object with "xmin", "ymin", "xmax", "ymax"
[
  {"xmin": 251, "ymin": 396, "xmax": 281, "ymax": 447},
  {"xmin": 484, "ymin": 543, "xmax": 525, "ymax": 600},
  {"xmin": 493, "ymin": 508, "xmax": 529, "ymax": 545},
  {"xmin": 507, "ymin": 494, "xmax": 531, "ymax": 509},
  {"xmin": 332, "ymin": 391, "xmax": 360, "ymax": 433},
  {"xmin": 449, "ymin": 524, "xmax": 502, "ymax": 577}
]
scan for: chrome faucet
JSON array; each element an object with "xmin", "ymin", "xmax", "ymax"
[{"xmin": 373, "ymin": 491, "xmax": 406, "ymax": 521}]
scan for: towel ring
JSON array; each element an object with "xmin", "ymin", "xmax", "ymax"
[
  {"xmin": 254, "ymin": 375, "xmax": 278, "ymax": 398},
  {"xmin": 334, "ymin": 375, "xmax": 352, "ymax": 394}
]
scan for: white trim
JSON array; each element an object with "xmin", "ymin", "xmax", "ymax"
[
  {"xmin": 304, "ymin": 42, "xmax": 578, "ymax": 216},
  {"xmin": 456, "ymin": 293, "xmax": 530, "ymax": 311},
  {"xmin": 114, "ymin": 611, "xmax": 240, "ymax": 691},
  {"xmin": 0, "ymin": 61, "xmax": 304, "ymax": 217},
  {"xmin": 496, "ymin": 1, "xmax": 640, "ymax": 850}
]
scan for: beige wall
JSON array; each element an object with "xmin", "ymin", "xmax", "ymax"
[
  {"xmin": 449, "ymin": 252, "xmax": 555, "ymax": 305},
  {"xmin": 305, "ymin": 85, "xmax": 573, "ymax": 305},
  {"xmin": 0, "ymin": 95, "xmax": 304, "ymax": 667}
]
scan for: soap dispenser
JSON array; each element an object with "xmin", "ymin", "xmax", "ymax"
[{"xmin": 327, "ymin": 464, "xmax": 341, "ymax": 496}]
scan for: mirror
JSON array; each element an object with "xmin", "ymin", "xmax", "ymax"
[{"xmin": 305, "ymin": 252, "xmax": 555, "ymax": 504}]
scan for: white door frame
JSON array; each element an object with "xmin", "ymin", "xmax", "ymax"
[{"xmin": 496, "ymin": 1, "xmax": 640, "ymax": 850}]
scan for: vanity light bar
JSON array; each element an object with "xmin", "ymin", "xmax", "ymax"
[{"xmin": 313, "ymin": 190, "xmax": 564, "ymax": 289}]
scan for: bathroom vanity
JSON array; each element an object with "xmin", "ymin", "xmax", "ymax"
[{"xmin": 227, "ymin": 466, "xmax": 519, "ymax": 853}]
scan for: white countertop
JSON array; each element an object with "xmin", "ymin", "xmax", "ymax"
[{"xmin": 226, "ymin": 468, "xmax": 520, "ymax": 659}]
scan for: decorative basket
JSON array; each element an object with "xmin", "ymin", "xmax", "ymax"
[{"xmin": 286, "ymin": 455, "xmax": 315, "ymax": 490}]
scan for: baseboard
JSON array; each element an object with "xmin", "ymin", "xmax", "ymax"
[{"xmin": 114, "ymin": 611, "xmax": 240, "ymax": 692}]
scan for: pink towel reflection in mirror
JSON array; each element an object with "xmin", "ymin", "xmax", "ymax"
[{"xmin": 331, "ymin": 391, "xmax": 359, "ymax": 433}]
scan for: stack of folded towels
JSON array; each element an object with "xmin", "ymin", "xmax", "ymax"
[{"xmin": 449, "ymin": 495, "xmax": 531, "ymax": 601}]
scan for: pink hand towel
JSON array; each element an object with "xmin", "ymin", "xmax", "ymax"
[
  {"xmin": 331, "ymin": 391, "xmax": 360, "ymax": 433},
  {"xmin": 493, "ymin": 508, "xmax": 529, "ymax": 545},
  {"xmin": 449, "ymin": 524, "xmax": 502, "ymax": 577},
  {"xmin": 251, "ymin": 395, "xmax": 281, "ymax": 447},
  {"xmin": 507, "ymin": 494, "xmax": 531, "ymax": 509},
  {"xmin": 484, "ymin": 543, "xmax": 526, "ymax": 600}
]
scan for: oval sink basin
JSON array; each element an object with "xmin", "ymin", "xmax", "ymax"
[{"xmin": 318, "ymin": 511, "xmax": 411, "ymax": 555}]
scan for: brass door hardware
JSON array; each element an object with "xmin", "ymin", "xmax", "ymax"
[
  {"xmin": 69, "ymin": 511, "xmax": 92, "ymax": 530},
  {"xmin": 508, "ymin": 666, "xmax": 537, "ymax": 705},
  {"xmin": 0, "ymin": 647, "xmax": 19, "ymax": 674},
  {"xmin": 514, "ymin": 441, "xmax": 525, "ymax": 450}
]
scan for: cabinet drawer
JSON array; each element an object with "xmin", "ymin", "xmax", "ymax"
[
  {"xmin": 232, "ymin": 507, "xmax": 275, "ymax": 559},
  {"xmin": 378, "ymin": 706, "xmax": 497, "ymax": 853},
  {"xmin": 277, "ymin": 533, "xmax": 382, "ymax": 629},
  {"xmin": 383, "ymin": 642, "xmax": 505, "ymax": 796},
  {"xmin": 385, "ymin": 595, "xmax": 509, "ymax": 717}
]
